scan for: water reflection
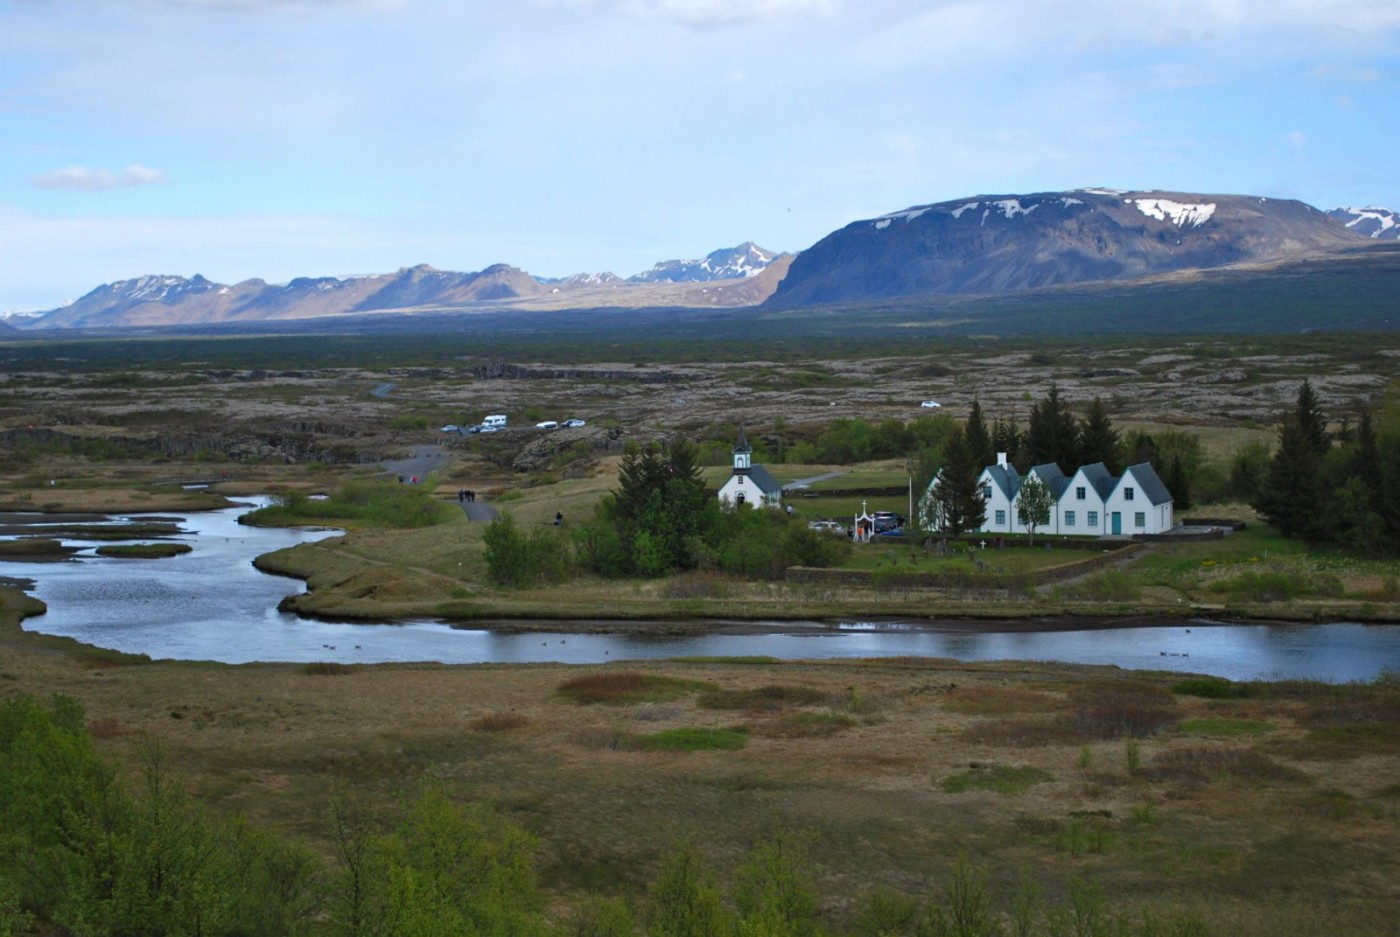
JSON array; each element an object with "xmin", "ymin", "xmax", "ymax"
[{"xmin": 2, "ymin": 500, "xmax": 1398, "ymax": 682}]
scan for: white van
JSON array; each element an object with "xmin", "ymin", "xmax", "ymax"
[{"xmin": 482, "ymin": 414, "xmax": 508, "ymax": 429}]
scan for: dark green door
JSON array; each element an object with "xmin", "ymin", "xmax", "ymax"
[{"xmin": 1111, "ymin": 512, "xmax": 1122, "ymax": 535}]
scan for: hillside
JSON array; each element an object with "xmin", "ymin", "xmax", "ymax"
[{"xmin": 765, "ymin": 189, "xmax": 1371, "ymax": 308}]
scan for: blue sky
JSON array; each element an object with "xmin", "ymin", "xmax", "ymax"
[{"xmin": 2, "ymin": 0, "xmax": 1398, "ymax": 311}]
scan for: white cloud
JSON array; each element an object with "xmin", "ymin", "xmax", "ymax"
[
  {"xmin": 33, "ymin": 165, "xmax": 170, "ymax": 192},
  {"xmin": 538, "ymin": 0, "xmax": 834, "ymax": 26}
]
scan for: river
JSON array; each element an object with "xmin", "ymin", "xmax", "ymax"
[{"xmin": 3, "ymin": 499, "xmax": 1398, "ymax": 682}]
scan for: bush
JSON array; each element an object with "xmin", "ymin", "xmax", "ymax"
[
  {"xmin": 698, "ymin": 685, "xmax": 828, "ymax": 711},
  {"xmin": 484, "ymin": 513, "xmax": 573, "ymax": 587},
  {"xmin": 1172, "ymin": 678, "xmax": 1255, "ymax": 699}
]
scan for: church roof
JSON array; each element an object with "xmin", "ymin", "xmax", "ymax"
[{"xmin": 745, "ymin": 464, "xmax": 782, "ymax": 494}]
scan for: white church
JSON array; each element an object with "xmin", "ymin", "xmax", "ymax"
[
  {"xmin": 716, "ymin": 426, "xmax": 783, "ymax": 509},
  {"xmin": 921, "ymin": 453, "xmax": 1175, "ymax": 537}
]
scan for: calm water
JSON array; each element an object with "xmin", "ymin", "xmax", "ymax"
[{"xmin": 4, "ymin": 500, "xmax": 1399, "ymax": 682}]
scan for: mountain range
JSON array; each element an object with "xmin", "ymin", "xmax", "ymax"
[{"xmin": 11, "ymin": 194, "xmax": 1398, "ymax": 330}]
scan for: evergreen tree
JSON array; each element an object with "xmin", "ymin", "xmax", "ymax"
[
  {"xmin": 1164, "ymin": 454, "xmax": 1193, "ymax": 511},
  {"xmin": 1294, "ymin": 378, "xmax": 1331, "ymax": 459},
  {"xmin": 1253, "ymin": 414, "xmax": 1324, "ymax": 540},
  {"xmin": 1024, "ymin": 386, "xmax": 1078, "ymax": 471},
  {"xmin": 964, "ymin": 399, "xmax": 995, "ymax": 470},
  {"xmin": 1077, "ymin": 397, "xmax": 1122, "ymax": 473},
  {"xmin": 931, "ymin": 427, "xmax": 986, "ymax": 538},
  {"xmin": 990, "ymin": 419, "xmax": 1022, "ymax": 468}
]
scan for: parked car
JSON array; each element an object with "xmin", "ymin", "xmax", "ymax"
[
  {"xmin": 561, "ymin": 418, "xmax": 586, "ymax": 428},
  {"xmin": 439, "ymin": 424, "xmax": 459, "ymax": 433},
  {"xmin": 920, "ymin": 400, "xmax": 941, "ymax": 408},
  {"xmin": 536, "ymin": 420, "xmax": 559, "ymax": 430},
  {"xmin": 876, "ymin": 527, "xmax": 905, "ymax": 537},
  {"xmin": 807, "ymin": 520, "xmax": 843, "ymax": 533},
  {"xmin": 478, "ymin": 425, "xmax": 499, "ymax": 433}
]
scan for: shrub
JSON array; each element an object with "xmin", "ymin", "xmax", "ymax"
[
  {"xmin": 1061, "ymin": 682, "xmax": 1180, "ymax": 739},
  {"xmin": 1177, "ymin": 717, "xmax": 1275, "ymax": 737},
  {"xmin": 484, "ymin": 513, "xmax": 573, "ymax": 587}
]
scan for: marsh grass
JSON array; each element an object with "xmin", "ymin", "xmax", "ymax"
[
  {"xmin": 556, "ymin": 672, "xmax": 716, "ymax": 705},
  {"xmin": 939, "ymin": 764, "xmax": 1053, "ymax": 794}
]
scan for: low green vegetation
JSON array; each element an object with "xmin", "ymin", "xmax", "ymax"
[
  {"xmin": 243, "ymin": 481, "xmax": 452, "ymax": 529},
  {"xmin": 939, "ymin": 764, "xmax": 1054, "ymax": 794},
  {"xmin": 634, "ymin": 726, "xmax": 749, "ymax": 751},
  {"xmin": 93, "ymin": 543, "xmax": 193, "ymax": 558}
]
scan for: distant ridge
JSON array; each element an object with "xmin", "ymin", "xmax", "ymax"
[
  {"xmin": 765, "ymin": 189, "xmax": 1371, "ymax": 308},
  {"xmin": 1328, "ymin": 207, "xmax": 1400, "ymax": 240}
]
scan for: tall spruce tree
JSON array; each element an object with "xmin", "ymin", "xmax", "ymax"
[
  {"xmin": 1077, "ymin": 397, "xmax": 1122, "ymax": 473},
  {"xmin": 1253, "ymin": 413, "xmax": 1324, "ymax": 539},
  {"xmin": 1295, "ymin": 378, "xmax": 1331, "ymax": 459},
  {"xmin": 1025, "ymin": 385, "xmax": 1079, "ymax": 471},
  {"xmin": 964, "ymin": 399, "xmax": 995, "ymax": 470},
  {"xmin": 990, "ymin": 418, "xmax": 1022, "ymax": 466},
  {"xmin": 932, "ymin": 426, "xmax": 986, "ymax": 538}
]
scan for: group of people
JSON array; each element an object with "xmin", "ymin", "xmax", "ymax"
[{"xmin": 457, "ymin": 489, "xmax": 477, "ymax": 502}]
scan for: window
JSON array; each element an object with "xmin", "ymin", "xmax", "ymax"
[
  {"xmin": 982, "ymin": 484, "xmax": 992, "ymax": 499},
  {"xmin": 737, "ymin": 475, "xmax": 743, "ymax": 484},
  {"xmin": 1124, "ymin": 487, "xmax": 1135, "ymax": 501},
  {"xmin": 995, "ymin": 509, "xmax": 1006, "ymax": 525},
  {"xmin": 1134, "ymin": 512, "xmax": 1145, "ymax": 528},
  {"xmin": 1065, "ymin": 511, "xmax": 1076, "ymax": 527},
  {"xmin": 1076, "ymin": 486, "xmax": 1086, "ymax": 500},
  {"xmin": 1088, "ymin": 511, "xmax": 1098, "ymax": 527}
]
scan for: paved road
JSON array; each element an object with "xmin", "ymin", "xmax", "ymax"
[
  {"xmin": 783, "ymin": 470, "xmax": 847, "ymax": 490},
  {"xmin": 459, "ymin": 500, "xmax": 499, "ymax": 522},
  {"xmin": 379, "ymin": 444, "xmax": 448, "ymax": 484},
  {"xmin": 370, "ymin": 382, "xmax": 396, "ymax": 398}
]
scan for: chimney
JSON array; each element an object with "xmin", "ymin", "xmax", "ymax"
[{"xmin": 996, "ymin": 452, "xmax": 1008, "ymax": 467}]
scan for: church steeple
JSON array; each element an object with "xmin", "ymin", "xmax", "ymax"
[{"xmin": 733, "ymin": 425, "xmax": 752, "ymax": 471}]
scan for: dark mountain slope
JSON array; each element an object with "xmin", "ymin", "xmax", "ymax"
[{"xmin": 766, "ymin": 189, "xmax": 1369, "ymax": 308}]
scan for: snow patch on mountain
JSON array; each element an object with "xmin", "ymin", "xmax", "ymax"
[
  {"xmin": 1329, "ymin": 206, "xmax": 1399, "ymax": 239},
  {"xmin": 627, "ymin": 242, "xmax": 776, "ymax": 282},
  {"xmin": 1132, "ymin": 198, "xmax": 1216, "ymax": 227}
]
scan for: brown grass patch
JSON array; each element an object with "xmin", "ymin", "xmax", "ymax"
[
  {"xmin": 469, "ymin": 711, "xmax": 530, "ymax": 733},
  {"xmin": 303, "ymin": 662, "xmax": 354, "ymax": 676},
  {"xmin": 1138, "ymin": 745, "xmax": 1309, "ymax": 784},
  {"xmin": 698, "ymin": 684, "xmax": 828, "ymax": 711},
  {"xmin": 963, "ymin": 718, "xmax": 1086, "ymax": 747},
  {"xmin": 759, "ymin": 712, "xmax": 858, "ymax": 738},
  {"xmin": 556, "ymin": 671, "xmax": 714, "ymax": 705},
  {"xmin": 942, "ymin": 685, "xmax": 1064, "ymax": 715}
]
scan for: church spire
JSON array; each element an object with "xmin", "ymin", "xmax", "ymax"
[{"xmin": 733, "ymin": 425, "xmax": 752, "ymax": 471}]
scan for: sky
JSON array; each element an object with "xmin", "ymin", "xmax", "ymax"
[{"xmin": 2, "ymin": 0, "xmax": 1399, "ymax": 312}]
